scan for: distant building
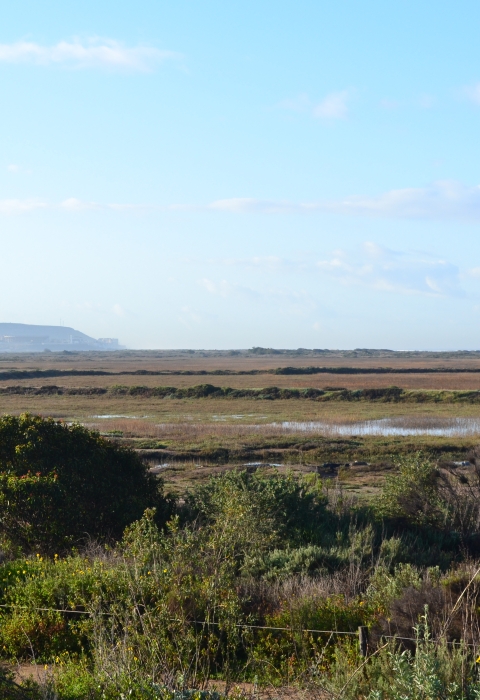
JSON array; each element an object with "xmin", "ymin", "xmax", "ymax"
[{"xmin": 98, "ymin": 338, "xmax": 120, "ymax": 347}]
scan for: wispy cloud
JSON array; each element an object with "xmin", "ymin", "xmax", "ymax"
[
  {"xmin": 315, "ymin": 242, "xmax": 463, "ymax": 297},
  {"xmin": 200, "ymin": 278, "xmax": 260, "ymax": 300},
  {"xmin": 0, "ymin": 198, "xmax": 162, "ymax": 214},
  {"xmin": 199, "ymin": 277, "xmax": 317, "ymax": 315},
  {"xmin": 0, "ymin": 198, "xmax": 46, "ymax": 214},
  {"xmin": 210, "ymin": 244, "xmax": 464, "ymax": 299},
  {"xmin": 209, "ymin": 181, "xmax": 480, "ymax": 222},
  {"xmin": 464, "ymin": 83, "xmax": 480, "ymax": 105},
  {"xmin": 217, "ymin": 255, "xmax": 283, "ymax": 269},
  {"xmin": 467, "ymin": 267, "xmax": 480, "ymax": 278},
  {"xmin": 324, "ymin": 181, "xmax": 480, "ymax": 220},
  {"xmin": 0, "ymin": 39, "xmax": 179, "ymax": 72},
  {"xmin": 4, "ymin": 180, "xmax": 480, "ymax": 223},
  {"xmin": 112, "ymin": 303, "xmax": 126, "ymax": 317},
  {"xmin": 313, "ymin": 90, "xmax": 350, "ymax": 119},
  {"xmin": 60, "ymin": 198, "xmax": 99, "ymax": 211},
  {"xmin": 280, "ymin": 89, "xmax": 351, "ymax": 120},
  {"xmin": 209, "ymin": 198, "xmax": 293, "ymax": 214}
]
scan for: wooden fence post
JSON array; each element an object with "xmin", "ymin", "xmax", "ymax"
[{"xmin": 358, "ymin": 626, "xmax": 369, "ymax": 657}]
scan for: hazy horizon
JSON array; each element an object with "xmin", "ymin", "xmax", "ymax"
[{"xmin": 3, "ymin": 2, "xmax": 480, "ymax": 350}]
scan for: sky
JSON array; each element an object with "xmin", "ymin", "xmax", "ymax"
[{"xmin": 2, "ymin": 1, "xmax": 480, "ymax": 350}]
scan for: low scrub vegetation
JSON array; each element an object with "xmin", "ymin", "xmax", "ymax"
[
  {"xmin": 5, "ymin": 383, "xmax": 480, "ymax": 403},
  {"xmin": 3, "ymin": 416, "xmax": 480, "ymax": 697}
]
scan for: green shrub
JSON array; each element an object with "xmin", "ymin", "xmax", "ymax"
[
  {"xmin": 0, "ymin": 554, "xmax": 129, "ymax": 659},
  {"xmin": 0, "ymin": 414, "xmax": 174, "ymax": 552},
  {"xmin": 184, "ymin": 469, "xmax": 329, "ymax": 549},
  {"xmin": 373, "ymin": 454, "xmax": 445, "ymax": 528},
  {"xmin": 252, "ymin": 595, "xmax": 369, "ymax": 685}
]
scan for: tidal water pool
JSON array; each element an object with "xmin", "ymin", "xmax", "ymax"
[{"xmin": 273, "ymin": 416, "xmax": 480, "ymax": 437}]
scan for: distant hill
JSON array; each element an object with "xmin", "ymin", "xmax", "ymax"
[{"xmin": 0, "ymin": 323, "xmax": 123, "ymax": 352}]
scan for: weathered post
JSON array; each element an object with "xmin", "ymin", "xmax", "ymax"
[{"xmin": 358, "ymin": 626, "xmax": 369, "ymax": 657}]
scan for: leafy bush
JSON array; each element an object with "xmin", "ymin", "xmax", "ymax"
[
  {"xmin": 373, "ymin": 454, "xmax": 443, "ymax": 528},
  {"xmin": 0, "ymin": 414, "xmax": 173, "ymax": 552},
  {"xmin": 252, "ymin": 594, "xmax": 369, "ymax": 684},
  {"xmin": 184, "ymin": 469, "xmax": 329, "ymax": 549}
]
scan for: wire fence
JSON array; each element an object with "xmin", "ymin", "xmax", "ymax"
[{"xmin": 0, "ymin": 602, "xmax": 479, "ymax": 648}]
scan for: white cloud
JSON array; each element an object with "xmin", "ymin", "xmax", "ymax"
[
  {"xmin": 112, "ymin": 304, "xmax": 125, "ymax": 317},
  {"xmin": 209, "ymin": 198, "xmax": 294, "ymax": 214},
  {"xmin": 212, "ymin": 244, "xmax": 464, "ymax": 299},
  {"xmin": 0, "ymin": 39, "xmax": 179, "ymax": 72},
  {"xmin": 464, "ymin": 83, "xmax": 480, "ymax": 105},
  {"xmin": 467, "ymin": 267, "xmax": 480, "ymax": 278},
  {"xmin": 200, "ymin": 278, "xmax": 259, "ymax": 300},
  {"xmin": 179, "ymin": 306, "xmax": 203, "ymax": 326},
  {"xmin": 209, "ymin": 181, "xmax": 480, "ymax": 222},
  {"xmin": 4, "ymin": 180, "xmax": 480, "ymax": 223},
  {"xmin": 315, "ymin": 242, "xmax": 463, "ymax": 297},
  {"xmin": 60, "ymin": 198, "xmax": 99, "ymax": 211},
  {"xmin": 325, "ymin": 181, "xmax": 480, "ymax": 220},
  {"xmin": 0, "ymin": 198, "xmax": 46, "ymax": 214},
  {"xmin": 218, "ymin": 255, "xmax": 283, "ymax": 269},
  {"xmin": 199, "ymin": 277, "xmax": 316, "ymax": 315},
  {"xmin": 200, "ymin": 278, "xmax": 219, "ymax": 294},
  {"xmin": 279, "ymin": 90, "xmax": 351, "ymax": 120},
  {"xmin": 7, "ymin": 164, "xmax": 21, "ymax": 173},
  {"xmin": 313, "ymin": 90, "xmax": 350, "ymax": 119}
]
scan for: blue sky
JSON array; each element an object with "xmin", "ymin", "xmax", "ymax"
[{"xmin": 2, "ymin": 1, "xmax": 480, "ymax": 349}]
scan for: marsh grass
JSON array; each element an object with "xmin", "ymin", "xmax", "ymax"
[{"xmin": 81, "ymin": 415, "xmax": 480, "ymax": 441}]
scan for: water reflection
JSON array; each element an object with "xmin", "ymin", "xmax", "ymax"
[{"xmin": 273, "ymin": 417, "xmax": 480, "ymax": 436}]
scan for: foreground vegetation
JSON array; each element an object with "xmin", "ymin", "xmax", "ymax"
[{"xmin": 2, "ymin": 416, "xmax": 480, "ymax": 697}]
